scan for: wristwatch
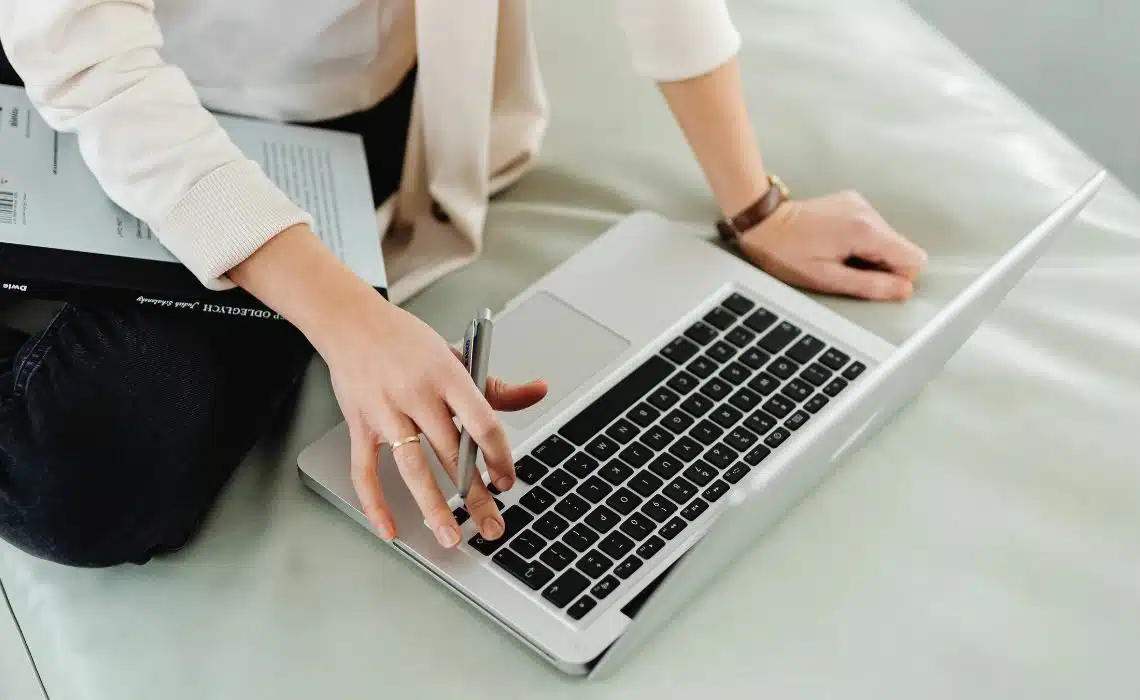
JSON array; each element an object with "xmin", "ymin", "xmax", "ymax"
[{"xmin": 715, "ymin": 174, "xmax": 791, "ymax": 246}]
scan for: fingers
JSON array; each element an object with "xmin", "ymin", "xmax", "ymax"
[
  {"xmin": 414, "ymin": 403, "xmax": 506, "ymax": 541},
  {"xmin": 444, "ymin": 371, "xmax": 517, "ymax": 494},
  {"xmin": 809, "ymin": 262, "xmax": 914, "ymax": 302},
  {"xmin": 849, "ymin": 208, "xmax": 928, "ymax": 281},
  {"xmin": 381, "ymin": 414, "xmax": 462, "ymax": 549},
  {"xmin": 348, "ymin": 419, "xmax": 396, "ymax": 540},
  {"xmin": 485, "ymin": 376, "xmax": 548, "ymax": 412}
]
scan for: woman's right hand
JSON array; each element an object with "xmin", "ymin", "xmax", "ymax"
[{"xmin": 229, "ymin": 224, "xmax": 546, "ymax": 548}]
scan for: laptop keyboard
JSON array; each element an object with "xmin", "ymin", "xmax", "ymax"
[{"xmin": 461, "ymin": 292, "xmax": 867, "ymax": 623}]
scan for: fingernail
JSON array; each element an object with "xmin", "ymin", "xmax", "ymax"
[
  {"xmin": 378, "ymin": 523, "xmax": 395, "ymax": 541},
  {"xmin": 482, "ymin": 517, "xmax": 504, "ymax": 540},
  {"xmin": 435, "ymin": 524, "xmax": 460, "ymax": 548},
  {"xmin": 495, "ymin": 476, "xmax": 514, "ymax": 492}
]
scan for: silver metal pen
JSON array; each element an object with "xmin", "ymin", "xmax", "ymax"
[{"xmin": 457, "ymin": 308, "xmax": 493, "ymax": 500}]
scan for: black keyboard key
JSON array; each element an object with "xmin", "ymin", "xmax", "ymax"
[
  {"xmin": 767, "ymin": 356, "xmax": 799, "ymax": 380},
  {"xmin": 543, "ymin": 570, "xmax": 590, "ymax": 607},
  {"xmin": 509, "ymin": 530, "xmax": 547, "ymax": 559},
  {"xmin": 738, "ymin": 346, "xmax": 771, "ymax": 370},
  {"xmin": 642, "ymin": 496, "xmax": 678, "ymax": 522},
  {"xmin": 629, "ymin": 471, "xmax": 664, "ymax": 497},
  {"xmin": 800, "ymin": 363, "xmax": 831, "ymax": 387},
  {"xmin": 680, "ymin": 393, "xmax": 714, "ymax": 417},
  {"xmin": 520, "ymin": 485, "xmax": 556, "ymax": 514},
  {"xmin": 487, "ymin": 481, "xmax": 502, "ymax": 496},
  {"xmin": 494, "ymin": 497, "xmax": 505, "ymax": 511},
  {"xmin": 542, "ymin": 469, "xmax": 578, "ymax": 496},
  {"xmin": 710, "ymin": 404, "xmax": 744, "ymax": 429},
  {"xmin": 599, "ymin": 460, "xmax": 634, "ymax": 485},
  {"xmin": 627, "ymin": 403, "xmax": 660, "ymax": 427},
  {"xmin": 743, "ymin": 308, "xmax": 778, "ymax": 333},
  {"xmin": 534, "ymin": 512, "xmax": 570, "ymax": 539},
  {"xmin": 605, "ymin": 487, "xmax": 642, "ymax": 515},
  {"xmin": 636, "ymin": 535, "xmax": 665, "ymax": 559},
  {"xmin": 515, "ymin": 456, "xmax": 548, "ymax": 485},
  {"xmin": 725, "ymin": 427, "xmax": 758, "ymax": 452},
  {"xmin": 533, "ymin": 434, "xmax": 574, "ymax": 467},
  {"xmin": 703, "ymin": 443, "xmax": 738, "ymax": 469},
  {"xmin": 618, "ymin": 443, "xmax": 653, "ymax": 469},
  {"xmin": 577, "ymin": 551, "xmax": 613, "ymax": 579},
  {"xmin": 661, "ymin": 336, "xmax": 700, "ymax": 365},
  {"xmin": 785, "ymin": 410, "xmax": 810, "ymax": 431},
  {"xmin": 743, "ymin": 445, "xmax": 771, "ymax": 466},
  {"xmin": 726, "ymin": 326, "xmax": 757, "ymax": 348},
  {"xmin": 666, "ymin": 371, "xmax": 699, "ymax": 395},
  {"xmin": 724, "ymin": 463, "xmax": 751, "ymax": 484},
  {"xmin": 820, "ymin": 348, "xmax": 850, "ymax": 371},
  {"xmin": 647, "ymin": 386, "xmax": 681, "ymax": 411},
  {"xmin": 703, "ymin": 480, "xmax": 730, "ymax": 502},
  {"xmin": 662, "ymin": 409, "xmax": 696, "ymax": 433},
  {"xmin": 781, "ymin": 378, "xmax": 814, "ymax": 403},
  {"xmin": 722, "ymin": 293, "xmax": 755, "ymax": 315},
  {"xmin": 585, "ymin": 505, "xmax": 620, "ymax": 533},
  {"xmin": 563, "ymin": 453, "xmax": 600, "ymax": 479},
  {"xmin": 703, "ymin": 306, "xmax": 737, "ymax": 331},
  {"xmin": 540, "ymin": 541, "xmax": 576, "ymax": 571},
  {"xmin": 453, "ymin": 507, "xmax": 470, "ymax": 526},
  {"xmin": 842, "ymin": 361, "xmax": 867, "ymax": 381},
  {"xmin": 620, "ymin": 513, "xmax": 654, "ymax": 541},
  {"xmin": 719, "ymin": 362, "xmax": 750, "ymax": 386},
  {"xmin": 567, "ymin": 596, "xmax": 597, "ymax": 620},
  {"xmin": 747, "ymin": 371, "xmax": 780, "ymax": 396},
  {"xmin": 555, "ymin": 493, "xmax": 591, "ymax": 521},
  {"xmin": 684, "ymin": 321, "xmax": 718, "ymax": 346},
  {"xmin": 758, "ymin": 321, "xmax": 801, "ymax": 353},
  {"xmin": 787, "ymin": 334, "xmax": 826, "ymax": 364},
  {"xmin": 687, "ymin": 356, "xmax": 718, "ymax": 379},
  {"xmin": 763, "ymin": 395, "xmax": 794, "ymax": 419},
  {"xmin": 699, "ymin": 378, "xmax": 732, "ymax": 402},
  {"xmin": 823, "ymin": 377, "xmax": 849, "ymax": 397},
  {"xmin": 744, "ymin": 410, "xmax": 776, "ymax": 435},
  {"xmin": 585, "ymin": 434, "xmax": 621, "ymax": 462},
  {"xmin": 659, "ymin": 518, "xmax": 687, "ymax": 540},
  {"xmin": 599, "ymin": 532, "xmax": 634, "ymax": 559},
  {"xmin": 728, "ymin": 387, "xmax": 762, "ymax": 413},
  {"xmin": 494, "ymin": 549, "xmax": 554, "ymax": 590},
  {"xmin": 683, "ymin": 462, "xmax": 717, "ymax": 486},
  {"xmin": 560, "ymin": 356, "xmax": 673, "ymax": 445},
  {"xmin": 764, "ymin": 427, "xmax": 791, "ymax": 449},
  {"xmin": 804, "ymin": 394, "xmax": 830, "ymax": 414},
  {"xmin": 468, "ymin": 506, "xmax": 533, "ymax": 555},
  {"xmin": 689, "ymin": 419, "xmax": 724, "ymax": 445},
  {"xmin": 564, "ymin": 524, "xmax": 599, "ymax": 552},
  {"xmin": 706, "ymin": 341, "xmax": 737, "ymax": 364},
  {"xmin": 591, "ymin": 576, "xmax": 620, "ymax": 600},
  {"xmin": 577, "ymin": 476, "xmax": 613, "ymax": 503},
  {"xmin": 648, "ymin": 455, "xmax": 684, "ymax": 480},
  {"xmin": 681, "ymin": 498, "xmax": 709, "ymax": 521},
  {"xmin": 664, "ymin": 477, "xmax": 698, "ymax": 505},
  {"xmin": 614, "ymin": 555, "xmax": 643, "ymax": 580},
  {"xmin": 641, "ymin": 425, "xmax": 674, "ymax": 451},
  {"xmin": 605, "ymin": 418, "xmax": 639, "ymax": 444},
  {"xmin": 668, "ymin": 436, "xmax": 703, "ymax": 463}
]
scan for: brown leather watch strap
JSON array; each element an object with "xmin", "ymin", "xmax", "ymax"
[{"xmin": 716, "ymin": 175, "xmax": 790, "ymax": 246}]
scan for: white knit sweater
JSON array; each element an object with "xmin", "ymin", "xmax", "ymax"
[{"xmin": 0, "ymin": 1, "xmax": 741, "ymax": 296}]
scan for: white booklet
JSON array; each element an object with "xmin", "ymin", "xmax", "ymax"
[{"xmin": 0, "ymin": 83, "xmax": 386, "ymax": 317}]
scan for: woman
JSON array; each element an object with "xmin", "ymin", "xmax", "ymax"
[{"xmin": 0, "ymin": 0, "xmax": 926, "ymax": 567}]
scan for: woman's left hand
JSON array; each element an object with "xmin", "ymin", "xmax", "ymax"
[{"xmin": 738, "ymin": 190, "xmax": 928, "ymax": 302}]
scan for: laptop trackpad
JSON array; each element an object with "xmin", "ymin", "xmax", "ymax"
[{"xmin": 490, "ymin": 292, "xmax": 630, "ymax": 432}]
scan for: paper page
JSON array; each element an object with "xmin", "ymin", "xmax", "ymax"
[{"xmin": 0, "ymin": 84, "xmax": 386, "ymax": 288}]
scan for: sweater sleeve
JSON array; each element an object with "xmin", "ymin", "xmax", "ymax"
[
  {"xmin": 616, "ymin": 0, "xmax": 743, "ymax": 82},
  {"xmin": 0, "ymin": 0, "xmax": 312, "ymax": 290}
]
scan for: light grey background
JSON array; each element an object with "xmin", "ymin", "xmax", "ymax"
[{"xmin": 907, "ymin": 0, "xmax": 1139, "ymax": 191}]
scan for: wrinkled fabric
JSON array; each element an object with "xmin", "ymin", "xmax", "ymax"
[{"xmin": 3, "ymin": 0, "xmax": 1140, "ymax": 698}]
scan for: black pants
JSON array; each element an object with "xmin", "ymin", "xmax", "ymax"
[{"xmin": 0, "ymin": 47, "xmax": 415, "ymax": 567}]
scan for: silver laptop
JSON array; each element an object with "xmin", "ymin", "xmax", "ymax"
[{"xmin": 298, "ymin": 170, "xmax": 1106, "ymax": 677}]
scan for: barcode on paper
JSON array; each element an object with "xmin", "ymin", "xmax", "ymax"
[{"xmin": 0, "ymin": 191, "xmax": 15, "ymax": 225}]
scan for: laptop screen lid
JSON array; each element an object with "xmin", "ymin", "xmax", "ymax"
[{"xmin": 591, "ymin": 170, "xmax": 1107, "ymax": 678}]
